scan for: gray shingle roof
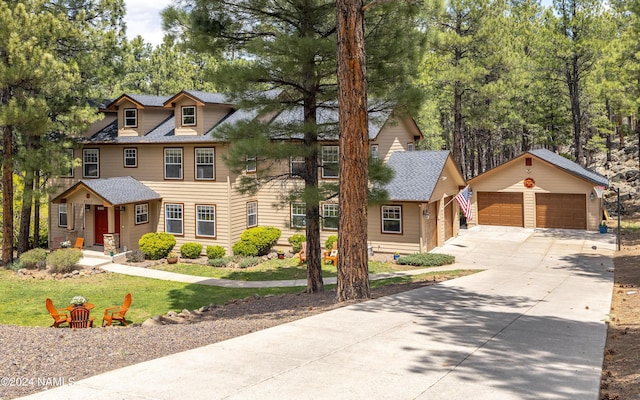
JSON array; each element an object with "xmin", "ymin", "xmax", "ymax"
[
  {"xmin": 529, "ymin": 149, "xmax": 609, "ymax": 187},
  {"xmin": 80, "ymin": 177, "xmax": 161, "ymax": 205},
  {"xmin": 385, "ymin": 151, "xmax": 451, "ymax": 201},
  {"xmin": 270, "ymin": 106, "xmax": 392, "ymax": 140},
  {"xmin": 126, "ymin": 94, "xmax": 171, "ymax": 107},
  {"xmin": 182, "ymin": 90, "xmax": 230, "ymax": 105}
]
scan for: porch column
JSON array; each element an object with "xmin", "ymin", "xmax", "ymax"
[{"xmin": 107, "ymin": 206, "xmax": 115, "ymax": 233}]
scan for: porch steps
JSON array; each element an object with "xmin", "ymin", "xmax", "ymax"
[{"xmin": 78, "ymin": 250, "xmax": 113, "ymax": 268}]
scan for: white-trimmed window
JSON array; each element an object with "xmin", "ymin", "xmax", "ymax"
[
  {"xmin": 247, "ymin": 201, "xmax": 258, "ymax": 228},
  {"xmin": 63, "ymin": 148, "xmax": 74, "ymax": 177},
  {"xmin": 164, "ymin": 148, "xmax": 183, "ymax": 179},
  {"xmin": 246, "ymin": 156, "xmax": 256, "ymax": 173},
  {"xmin": 195, "ymin": 148, "xmax": 214, "ymax": 180},
  {"xmin": 321, "ymin": 146, "xmax": 339, "ymax": 178},
  {"xmin": 407, "ymin": 142, "xmax": 414, "ymax": 151},
  {"xmin": 135, "ymin": 203, "xmax": 149, "ymax": 225},
  {"xmin": 370, "ymin": 144, "xmax": 379, "ymax": 160},
  {"xmin": 291, "ymin": 203, "xmax": 306, "ymax": 228},
  {"xmin": 290, "ymin": 156, "xmax": 305, "ymax": 177},
  {"xmin": 382, "ymin": 205, "xmax": 402, "ymax": 234},
  {"xmin": 322, "ymin": 204, "xmax": 339, "ymax": 230},
  {"xmin": 182, "ymin": 106, "xmax": 196, "ymax": 126},
  {"xmin": 124, "ymin": 108, "xmax": 137, "ymax": 127},
  {"xmin": 58, "ymin": 204, "xmax": 68, "ymax": 227},
  {"xmin": 124, "ymin": 148, "xmax": 137, "ymax": 168},
  {"xmin": 196, "ymin": 205, "xmax": 215, "ymax": 237},
  {"xmin": 83, "ymin": 149, "xmax": 99, "ymax": 178},
  {"xmin": 165, "ymin": 204, "xmax": 183, "ymax": 235}
]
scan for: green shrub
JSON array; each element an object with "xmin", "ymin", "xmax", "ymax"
[
  {"xmin": 325, "ymin": 235, "xmax": 338, "ymax": 250},
  {"xmin": 238, "ymin": 256, "xmax": 260, "ymax": 268},
  {"xmin": 19, "ymin": 248, "xmax": 48, "ymax": 270},
  {"xmin": 288, "ymin": 234, "xmax": 306, "ymax": 253},
  {"xmin": 180, "ymin": 242, "xmax": 203, "ymax": 259},
  {"xmin": 239, "ymin": 226, "xmax": 281, "ymax": 256},
  {"xmin": 7, "ymin": 260, "xmax": 22, "ymax": 271},
  {"xmin": 125, "ymin": 249, "xmax": 146, "ymax": 263},
  {"xmin": 206, "ymin": 245, "xmax": 226, "ymax": 259},
  {"xmin": 395, "ymin": 253, "xmax": 455, "ymax": 267},
  {"xmin": 208, "ymin": 257, "xmax": 232, "ymax": 267},
  {"xmin": 47, "ymin": 249, "xmax": 83, "ymax": 273},
  {"xmin": 232, "ymin": 240, "xmax": 258, "ymax": 256},
  {"xmin": 139, "ymin": 233, "xmax": 176, "ymax": 260}
]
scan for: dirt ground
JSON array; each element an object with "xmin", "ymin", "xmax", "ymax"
[{"xmin": 600, "ymin": 228, "xmax": 640, "ymax": 400}]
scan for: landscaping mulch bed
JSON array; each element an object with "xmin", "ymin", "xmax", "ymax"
[{"xmin": 600, "ymin": 228, "xmax": 640, "ymax": 400}]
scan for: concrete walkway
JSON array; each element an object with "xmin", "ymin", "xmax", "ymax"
[{"xmin": 24, "ymin": 226, "xmax": 616, "ymax": 400}]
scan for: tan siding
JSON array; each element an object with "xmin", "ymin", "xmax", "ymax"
[
  {"xmin": 117, "ymin": 99, "xmax": 140, "ymax": 136},
  {"xmin": 202, "ymin": 105, "xmax": 232, "ymax": 134},
  {"xmin": 523, "ymin": 191, "xmax": 535, "ymax": 228},
  {"xmin": 172, "ymin": 100, "xmax": 233, "ymax": 136},
  {"xmin": 367, "ymin": 203, "xmax": 422, "ymax": 254},
  {"xmin": 117, "ymin": 105, "xmax": 171, "ymax": 137},
  {"xmin": 84, "ymin": 113, "xmax": 116, "ymax": 138},
  {"xmin": 375, "ymin": 119, "xmax": 418, "ymax": 163}
]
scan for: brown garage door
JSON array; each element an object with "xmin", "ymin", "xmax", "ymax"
[
  {"xmin": 535, "ymin": 193, "xmax": 586, "ymax": 229},
  {"xmin": 477, "ymin": 192, "xmax": 523, "ymax": 227}
]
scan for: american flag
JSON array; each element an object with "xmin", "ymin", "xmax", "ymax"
[{"xmin": 455, "ymin": 186, "xmax": 472, "ymax": 221}]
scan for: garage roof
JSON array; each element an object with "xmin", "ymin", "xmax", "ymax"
[
  {"xmin": 385, "ymin": 151, "xmax": 454, "ymax": 201},
  {"xmin": 529, "ymin": 149, "xmax": 609, "ymax": 187}
]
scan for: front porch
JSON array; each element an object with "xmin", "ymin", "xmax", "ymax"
[{"xmin": 50, "ymin": 177, "xmax": 162, "ymax": 254}]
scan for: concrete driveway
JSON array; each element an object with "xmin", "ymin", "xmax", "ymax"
[{"xmin": 22, "ymin": 226, "xmax": 615, "ymax": 400}]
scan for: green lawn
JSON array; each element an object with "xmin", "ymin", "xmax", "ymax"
[
  {"xmin": 3, "ymin": 253, "xmax": 471, "ymax": 327},
  {"xmin": 0, "ymin": 270, "xmax": 302, "ymax": 327},
  {"xmin": 152, "ymin": 258, "xmax": 428, "ymax": 280}
]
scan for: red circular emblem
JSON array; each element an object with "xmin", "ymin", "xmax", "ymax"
[{"xmin": 524, "ymin": 178, "xmax": 535, "ymax": 188}]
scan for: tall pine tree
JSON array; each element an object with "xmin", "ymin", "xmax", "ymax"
[{"xmin": 163, "ymin": 0, "xmax": 428, "ymax": 294}]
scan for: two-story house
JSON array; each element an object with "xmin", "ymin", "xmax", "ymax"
[{"xmin": 49, "ymin": 90, "xmax": 466, "ymax": 256}]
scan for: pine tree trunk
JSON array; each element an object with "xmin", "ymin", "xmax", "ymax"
[
  {"xmin": 17, "ymin": 168, "xmax": 34, "ymax": 256},
  {"xmin": 2, "ymin": 123, "xmax": 13, "ymax": 265},
  {"xmin": 335, "ymin": 0, "xmax": 369, "ymax": 301},
  {"xmin": 33, "ymin": 171, "xmax": 41, "ymax": 249},
  {"xmin": 567, "ymin": 56, "xmax": 583, "ymax": 165},
  {"xmin": 303, "ymin": 84, "xmax": 324, "ymax": 294}
]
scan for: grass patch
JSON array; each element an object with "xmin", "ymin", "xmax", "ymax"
[
  {"xmin": 621, "ymin": 221, "xmax": 640, "ymax": 231},
  {"xmin": 154, "ymin": 258, "xmax": 431, "ymax": 281},
  {"xmin": 370, "ymin": 270, "xmax": 480, "ymax": 288},
  {"xmin": 2, "ymin": 252, "xmax": 472, "ymax": 327},
  {"xmin": 0, "ymin": 269, "xmax": 303, "ymax": 327}
]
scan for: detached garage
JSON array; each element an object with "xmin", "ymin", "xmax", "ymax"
[{"xmin": 468, "ymin": 149, "xmax": 608, "ymax": 231}]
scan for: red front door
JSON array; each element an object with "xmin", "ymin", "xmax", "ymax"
[
  {"xmin": 94, "ymin": 207, "xmax": 121, "ymax": 245},
  {"xmin": 95, "ymin": 206, "xmax": 108, "ymax": 245}
]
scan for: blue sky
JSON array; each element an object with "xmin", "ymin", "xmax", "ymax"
[{"xmin": 125, "ymin": 0, "xmax": 557, "ymax": 47}]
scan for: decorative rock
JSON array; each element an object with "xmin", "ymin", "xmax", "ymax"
[
  {"xmin": 198, "ymin": 306, "xmax": 209, "ymax": 312},
  {"xmin": 142, "ymin": 318, "xmax": 164, "ymax": 327},
  {"xmin": 253, "ymin": 294, "xmax": 261, "ymax": 300},
  {"xmin": 166, "ymin": 311, "xmax": 178, "ymax": 317}
]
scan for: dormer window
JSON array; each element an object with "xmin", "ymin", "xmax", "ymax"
[
  {"xmin": 182, "ymin": 106, "xmax": 196, "ymax": 126},
  {"xmin": 124, "ymin": 109, "xmax": 137, "ymax": 127}
]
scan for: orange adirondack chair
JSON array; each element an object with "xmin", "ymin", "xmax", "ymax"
[
  {"xmin": 45, "ymin": 298, "xmax": 70, "ymax": 328},
  {"xmin": 298, "ymin": 242, "xmax": 307, "ymax": 265},
  {"xmin": 323, "ymin": 242, "xmax": 338, "ymax": 265},
  {"xmin": 74, "ymin": 237, "xmax": 84, "ymax": 249},
  {"xmin": 69, "ymin": 306, "xmax": 94, "ymax": 328},
  {"xmin": 102, "ymin": 293, "xmax": 132, "ymax": 327}
]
